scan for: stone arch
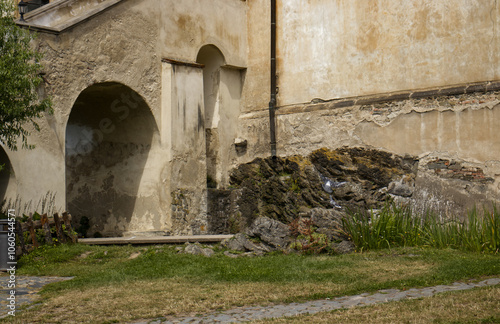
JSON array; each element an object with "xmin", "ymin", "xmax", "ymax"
[
  {"xmin": 196, "ymin": 45, "xmax": 226, "ymax": 188},
  {"xmin": 65, "ymin": 82, "xmax": 160, "ymax": 237},
  {"xmin": 0, "ymin": 146, "xmax": 16, "ymax": 203}
]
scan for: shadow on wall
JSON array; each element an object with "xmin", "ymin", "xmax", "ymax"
[
  {"xmin": 0, "ymin": 147, "xmax": 15, "ymax": 203},
  {"xmin": 65, "ymin": 82, "xmax": 159, "ymax": 237},
  {"xmin": 197, "ymin": 45, "xmax": 225, "ymax": 189}
]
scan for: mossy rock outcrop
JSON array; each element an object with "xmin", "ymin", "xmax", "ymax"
[{"xmin": 208, "ymin": 147, "xmax": 418, "ymax": 234}]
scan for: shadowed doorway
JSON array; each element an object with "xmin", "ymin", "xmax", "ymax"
[
  {"xmin": 0, "ymin": 147, "xmax": 15, "ymax": 203},
  {"xmin": 65, "ymin": 82, "xmax": 159, "ymax": 237}
]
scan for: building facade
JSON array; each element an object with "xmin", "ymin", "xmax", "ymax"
[{"xmin": 2, "ymin": 0, "xmax": 499, "ymax": 236}]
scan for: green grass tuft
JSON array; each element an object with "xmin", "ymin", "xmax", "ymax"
[{"xmin": 342, "ymin": 202, "xmax": 500, "ymax": 253}]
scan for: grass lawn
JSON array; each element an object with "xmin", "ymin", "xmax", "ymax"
[
  {"xmin": 256, "ymin": 285, "xmax": 500, "ymax": 323},
  {"xmin": 1, "ymin": 244, "xmax": 499, "ymax": 323}
]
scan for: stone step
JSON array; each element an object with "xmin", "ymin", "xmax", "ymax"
[{"xmin": 79, "ymin": 235, "xmax": 233, "ymax": 245}]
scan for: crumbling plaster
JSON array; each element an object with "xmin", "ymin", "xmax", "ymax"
[
  {"xmin": 235, "ymin": 0, "xmax": 500, "ymax": 214},
  {"xmin": 237, "ymin": 90, "xmax": 500, "ymax": 215},
  {"xmin": 3, "ymin": 0, "xmax": 500, "ymax": 234},
  {"xmin": 4, "ymin": 0, "xmax": 247, "ymax": 236}
]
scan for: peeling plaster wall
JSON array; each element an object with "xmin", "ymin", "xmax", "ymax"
[
  {"xmin": 5, "ymin": 0, "xmax": 247, "ymax": 235},
  {"xmin": 3, "ymin": 0, "xmax": 163, "ymax": 221},
  {"xmin": 65, "ymin": 83, "xmax": 164, "ymax": 237},
  {"xmin": 354, "ymin": 94, "xmax": 500, "ymax": 214},
  {"xmin": 238, "ymin": 0, "xmax": 500, "ymax": 215},
  {"xmin": 5, "ymin": 0, "xmax": 500, "ymax": 232},
  {"xmin": 239, "ymin": 90, "xmax": 500, "ymax": 215},
  {"xmin": 355, "ymin": 103, "xmax": 500, "ymax": 163},
  {"xmin": 32, "ymin": 0, "xmax": 162, "ymax": 235}
]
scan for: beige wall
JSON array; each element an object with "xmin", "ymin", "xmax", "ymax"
[
  {"xmin": 162, "ymin": 63, "xmax": 208, "ymax": 234},
  {"xmin": 160, "ymin": 0, "xmax": 247, "ymax": 67},
  {"xmin": 4, "ymin": 0, "xmax": 500, "ymax": 232},
  {"xmin": 3, "ymin": 0, "xmax": 247, "ymax": 235},
  {"xmin": 355, "ymin": 105, "xmax": 500, "ymax": 163},
  {"xmin": 243, "ymin": 0, "xmax": 500, "ymax": 110}
]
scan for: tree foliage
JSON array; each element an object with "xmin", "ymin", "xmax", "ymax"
[{"xmin": 0, "ymin": 0, "xmax": 52, "ymax": 150}]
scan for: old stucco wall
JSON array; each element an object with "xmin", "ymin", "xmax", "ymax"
[
  {"xmin": 236, "ymin": 0, "xmax": 500, "ymax": 215},
  {"xmin": 3, "ymin": 0, "xmax": 247, "ymax": 236},
  {"xmin": 159, "ymin": 0, "xmax": 247, "ymax": 67},
  {"xmin": 243, "ymin": 0, "xmax": 500, "ymax": 111},
  {"xmin": 3, "ymin": 0, "xmax": 499, "ymax": 233},
  {"xmin": 237, "ymin": 86, "xmax": 500, "ymax": 215},
  {"xmin": 162, "ymin": 63, "xmax": 207, "ymax": 235},
  {"xmin": 23, "ymin": 0, "xmax": 162, "ymax": 236}
]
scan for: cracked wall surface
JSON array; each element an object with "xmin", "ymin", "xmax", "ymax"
[
  {"xmin": 238, "ymin": 90, "xmax": 500, "ymax": 215},
  {"xmin": 2, "ymin": 0, "xmax": 500, "ymax": 234},
  {"xmin": 2, "ymin": 0, "xmax": 247, "ymax": 236}
]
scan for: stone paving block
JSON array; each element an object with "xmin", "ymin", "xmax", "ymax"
[
  {"xmin": 480, "ymin": 278, "xmax": 500, "ymax": 285},
  {"xmin": 392, "ymin": 292, "xmax": 410, "ymax": 301},
  {"xmin": 178, "ymin": 319, "xmax": 198, "ymax": 324},
  {"xmin": 360, "ymin": 299, "xmax": 379, "ymax": 305},
  {"xmin": 433, "ymin": 285, "xmax": 449, "ymax": 291},
  {"xmin": 378, "ymin": 289, "xmax": 400, "ymax": 294}
]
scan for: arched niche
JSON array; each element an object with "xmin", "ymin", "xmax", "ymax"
[
  {"xmin": 65, "ymin": 82, "xmax": 159, "ymax": 237},
  {"xmin": 0, "ymin": 147, "xmax": 15, "ymax": 203},
  {"xmin": 196, "ymin": 45, "xmax": 226, "ymax": 188}
]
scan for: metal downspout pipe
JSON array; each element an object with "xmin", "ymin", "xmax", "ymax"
[{"xmin": 269, "ymin": 0, "xmax": 277, "ymax": 158}]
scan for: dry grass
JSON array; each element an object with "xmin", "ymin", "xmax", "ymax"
[
  {"xmin": 255, "ymin": 285, "xmax": 500, "ymax": 324},
  {"xmin": 5, "ymin": 259, "xmax": 432, "ymax": 324},
  {"xmin": 347, "ymin": 259, "xmax": 432, "ymax": 283},
  {"xmin": 3, "ymin": 245, "xmax": 498, "ymax": 323},
  {"xmin": 10, "ymin": 280, "xmax": 348, "ymax": 323}
]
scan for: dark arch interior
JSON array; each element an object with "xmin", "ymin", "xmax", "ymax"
[
  {"xmin": 65, "ymin": 82, "xmax": 158, "ymax": 237},
  {"xmin": 0, "ymin": 147, "xmax": 14, "ymax": 202}
]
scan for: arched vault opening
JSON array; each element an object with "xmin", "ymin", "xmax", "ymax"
[
  {"xmin": 65, "ymin": 82, "xmax": 160, "ymax": 237},
  {"xmin": 0, "ymin": 147, "xmax": 15, "ymax": 203},
  {"xmin": 196, "ymin": 45, "xmax": 226, "ymax": 188}
]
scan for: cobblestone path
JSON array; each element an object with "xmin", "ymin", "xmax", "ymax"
[
  {"xmin": 1, "ymin": 276, "xmax": 498, "ymax": 322},
  {"xmin": 0, "ymin": 275, "xmax": 73, "ymax": 318},
  {"xmin": 132, "ymin": 278, "xmax": 500, "ymax": 324}
]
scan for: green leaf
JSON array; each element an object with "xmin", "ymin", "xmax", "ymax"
[{"xmin": 0, "ymin": 0, "xmax": 52, "ymax": 151}]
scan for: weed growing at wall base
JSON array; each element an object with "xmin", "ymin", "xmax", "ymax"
[{"xmin": 342, "ymin": 202, "xmax": 500, "ymax": 253}]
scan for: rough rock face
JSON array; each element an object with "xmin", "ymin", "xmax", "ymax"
[
  {"xmin": 221, "ymin": 233, "xmax": 272, "ymax": 253},
  {"xmin": 304, "ymin": 208, "xmax": 346, "ymax": 242},
  {"xmin": 332, "ymin": 240, "xmax": 356, "ymax": 254},
  {"xmin": 183, "ymin": 243, "xmax": 215, "ymax": 257},
  {"xmin": 245, "ymin": 217, "xmax": 290, "ymax": 249},
  {"xmin": 212, "ymin": 147, "xmax": 418, "ymax": 233},
  {"xmin": 220, "ymin": 214, "xmax": 354, "ymax": 255}
]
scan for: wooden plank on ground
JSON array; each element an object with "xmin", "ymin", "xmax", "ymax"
[{"xmin": 79, "ymin": 235, "xmax": 234, "ymax": 245}]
